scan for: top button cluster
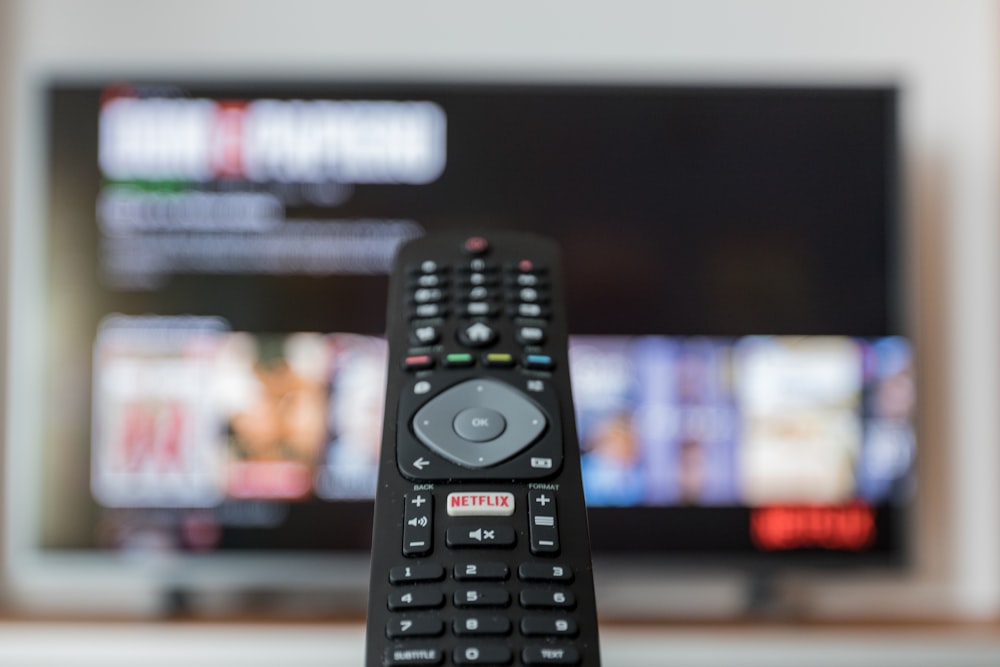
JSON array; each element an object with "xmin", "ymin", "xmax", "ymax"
[{"xmin": 403, "ymin": 238, "xmax": 554, "ymax": 373}]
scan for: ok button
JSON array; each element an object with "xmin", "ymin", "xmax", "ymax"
[{"xmin": 453, "ymin": 407, "xmax": 507, "ymax": 443}]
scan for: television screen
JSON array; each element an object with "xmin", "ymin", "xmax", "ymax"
[{"xmin": 11, "ymin": 81, "xmax": 911, "ymax": 604}]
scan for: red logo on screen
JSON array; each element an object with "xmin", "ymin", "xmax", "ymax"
[
  {"xmin": 750, "ymin": 503, "xmax": 876, "ymax": 551},
  {"xmin": 118, "ymin": 403, "xmax": 186, "ymax": 473},
  {"xmin": 211, "ymin": 101, "xmax": 248, "ymax": 179}
]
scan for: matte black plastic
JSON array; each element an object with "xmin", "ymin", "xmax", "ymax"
[{"xmin": 365, "ymin": 231, "xmax": 601, "ymax": 666}]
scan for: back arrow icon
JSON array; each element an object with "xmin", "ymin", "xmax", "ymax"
[{"xmin": 413, "ymin": 457, "xmax": 429, "ymax": 470}]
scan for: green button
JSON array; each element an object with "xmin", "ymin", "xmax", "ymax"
[{"xmin": 445, "ymin": 353, "xmax": 474, "ymax": 366}]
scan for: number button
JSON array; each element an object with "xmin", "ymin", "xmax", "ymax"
[
  {"xmin": 389, "ymin": 563, "xmax": 445, "ymax": 584},
  {"xmin": 385, "ymin": 616, "xmax": 444, "ymax": 638},
  {"xmin": 518, "ymin": 563, "xmax": 574, "ymax": 583},
  {"xmin": 520, "ymin": 616, "xmax": 579, "ymax": 637},
  {"xmin": 453, "ymin": 645, "xmax": 513, "ymax": 665},
  {"xmin": 453, "ymin": 615, "xmax": 512, "ymax": 636},
  {"xmin": 387, "ymin": 588, "xmax": 445, "ymax": 611},
  {"xmin": 453, "ymin": 587, "xmax": 511, "ymax": 608},
  {"xmin": 519, "ymin": 589, "xmax": 576, "ymax": 610},
  {"xmin": 454, "ymin": 562, "xmax": 509, "ymax": 581}
]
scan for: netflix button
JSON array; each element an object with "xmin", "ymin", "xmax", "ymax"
[{"xmin": 446, "ymin": 492, "xmax": 516, "ymax": 517}]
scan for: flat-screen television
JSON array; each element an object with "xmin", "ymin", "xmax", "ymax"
[{"xmin": 5, "ymin": 80, "xmax": 913, "ymax": 614}]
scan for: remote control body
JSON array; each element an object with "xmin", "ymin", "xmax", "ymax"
[{"xmin": 365, "ymin": 231, "xmax": 600, "ymax": 666}]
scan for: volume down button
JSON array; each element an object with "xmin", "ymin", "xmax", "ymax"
[{"xmin": 403, "ymin": 492, "xmax": 433, "ymax": 556}]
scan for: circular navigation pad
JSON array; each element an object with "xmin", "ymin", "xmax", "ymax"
[{"xmin": 412, "ymin": 378, "xmax": 547, "ymax": 468}]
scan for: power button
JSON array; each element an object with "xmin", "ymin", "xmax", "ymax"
[{"xmin": 464, "ymin": 236, "xmax": 490, "ymax": 254}]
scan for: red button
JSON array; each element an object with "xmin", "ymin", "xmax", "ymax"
[
  {"xmin": 517, "ymin": 259, "xmax": 534, "ymax": 272},
  {"xmin": 464, "ymin": 236, "xmax": 489, "ymax": 254},
  {"xmin": 404, "ymin": 354, "xmax": 434, "ymax": 371}
]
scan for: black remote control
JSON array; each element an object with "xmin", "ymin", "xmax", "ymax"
[{"xmin": 365, "ymin": 231, "xmax": 601, "ymax": 666}]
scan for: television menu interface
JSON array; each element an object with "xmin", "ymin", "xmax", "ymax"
[{"xmin": 40, "ymin": 82, "xmax": 910, "ymax": 561}]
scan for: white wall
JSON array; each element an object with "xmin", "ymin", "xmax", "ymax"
[
  {"xmin": 6, "ymin": 0, "xmax": 1000, "ymax": 619},
  {"xmin": 0, "ymin": 0, "xmax": 19, "ymax": 609}
]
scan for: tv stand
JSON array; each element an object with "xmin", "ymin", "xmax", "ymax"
[{"xmin": 743, "ymin": 568, "xmax": 808, "ymax": 619}]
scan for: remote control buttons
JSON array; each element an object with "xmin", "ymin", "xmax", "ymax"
[
  {"xmin": 403, "ymin": 355, "xmax": 434, "ymax": 372},
  {"xmin": 528, "ymin": 490, "xmax": 560, "ymax": 555},
  {"xmin": 385, "ymin": 647, "xmax": 445, "ymax": 666},
  {"xmin": 522, "ymin": 646, "xmax": 580, "ymax": 665},
  {"xmin": 457, "ymin": 321, "xmax": 497, "ymax": 348},
  {"xmin": 453, "ymin": 615, "xmax": 512, "ymax": 636},
  {"xmin": 520, "ymin": 617, "xmax": 579, "ymax": 637},
  {"xmin": 387, "ymin": 588, "xmax": 445, "ymax": 611},
  {"xmin": 452, "ymin": 408, "xmax": 506, "ymax": 442},
  {"xmin": 402, "ymin": 493, "xmax": 434, "ymax": 556},
  {"xmin": 389, "ymin": 563, "xmax": 446, "ymax": 584},
  {"xmin": 453, "ymin": 587, "xmax": 511, "ymax": 608},
  {"xmin": 454, "ymin": 645, "xmax": 512, "ymax": 666},
  {"xmin": 445, "ymin": 525, "xmax": 516, "ymax": 548},
  {"xmin": 386, "ymin": 617, "xmax": 445, "ymax": 639},
  {"xmin": 454, "ymin": 562, "xmax": 510, "ymax": 581},
  {"xmin": 446, "ymin": 492, "xmax": 514, "ymax": 517},
  {"xmin": 410, "ymin": 324, "xmax": 441, "ymax": 346},
  {"xmin": 463, "ymin": 236, "xmax": 490, "ymax": 255},
  {"xmin": 412, "ymin": 379, "xmax": 547, "ymax": 469}
]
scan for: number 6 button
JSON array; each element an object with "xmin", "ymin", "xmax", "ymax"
[{"xmin": 519, "ymin": 589, "xmax": 576, "ymax": 609}]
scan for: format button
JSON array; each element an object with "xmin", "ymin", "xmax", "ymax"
[
  {"xmin": 447, "ymin": 492, "xmax": 515, "ymax": 517},
  {"xmin": 453, "ymin": 408, "xmax": 506, "ymax": 442}
]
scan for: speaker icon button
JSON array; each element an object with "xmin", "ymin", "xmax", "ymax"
[{"xmin": 446, "ymin": 525, "xmax": 516, "ymax": 548}]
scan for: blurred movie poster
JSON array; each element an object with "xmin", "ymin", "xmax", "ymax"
[
  {"xmin": 93, "ymin": 318, "xmax": 389, "ymax": 508},
  {"xmin": 315, "ymin": 335, "xmax": 387, "ymax": 500},
  {"xmin": 571, "ymin": 336, "xmax": 741, "ymax": 507},
  {"xmin": 91, "ymin": 315, "xmax": 230, "ymax": 508},
  {"xmin": 571, "ymin": 337, "xmax": 645, "ymax": 506},
  {"xmin": 219, "ymin": 332, "xmax": 332, "ymax": 500},
  {"xmin": 735, "ymin": 337, "xmax": 863, "ymax": 506}
]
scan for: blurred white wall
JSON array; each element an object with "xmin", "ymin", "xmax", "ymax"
[
  {"xmin": 5, "ymin": 0, "xmax": 1000, "ymax": 619},
  {"xmin": 0, "ymin": 0, "xmax": 18, "ymax": 608}
]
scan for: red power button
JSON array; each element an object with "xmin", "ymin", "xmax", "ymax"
[{"xmin": 464, "ymin": 236, "xmax": 489, "ymax": 254}]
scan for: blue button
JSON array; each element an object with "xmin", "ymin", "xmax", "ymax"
[{"xmin": 525, "ymin": 354, "xmax": 555, "ymax": 370}]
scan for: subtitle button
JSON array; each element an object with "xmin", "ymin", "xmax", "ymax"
[{"xmin": 386, "ymin": 647, "xmax": 444, "ymax": 666}]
